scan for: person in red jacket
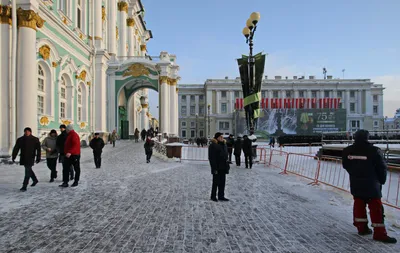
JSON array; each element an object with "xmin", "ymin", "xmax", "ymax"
[{"xmin": 59, "ymin": 124, "xmax": 81, "ymax": 188}]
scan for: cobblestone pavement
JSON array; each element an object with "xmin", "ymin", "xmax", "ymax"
[{"xmin": 0, "ymin": 141, "xmax": 399, "ymax": 253}]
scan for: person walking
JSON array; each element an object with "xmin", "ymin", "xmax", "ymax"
[
  {"xmin": 41, "ymin": 129, "xmax": 59, "ymax": 182},
  {"xmin": 12, "ymin": 127, "xmax": 41, "ymax": 192},
  {"xmin": 233, "ymin": 136, "xmax": 242, "ymax": 166},
  {"xmin": 208, "ymin": 132, "xmax": 230, "ymax": 202},
  {"xmin": 134, "ymin": 128, "xmax": 140, "ymax": 143},
  {"xmin": 226, "ymin": 134, "xmax": 235, "ymax": 164},
  {"xmin": 242, "ymin": 135, "xmax": 253, "ymax": 169},
  {"xmin": 342, "ymin": 129, "xmax": 397, "ymax": 243},
  {"xmin": 59, "ymin": 125, "xmax": 81, "ymax": 188},
  {"xmin": 57, "ymin": 124, "xmax": 74, "ymax": 181},
  {"xmin": 110, "ymin": 130, "xmax": 117, "ymax": 147},
  {"xmin": 90, "ymin": 133, "xmax": 105, "ymax": 168},
  {"xmin": 144, "ymin": 136, "xmax": 155, "ymax": 163},
  {"xmin": 141, "ymin": 129, "xmax": 146, "ymax": 141}
]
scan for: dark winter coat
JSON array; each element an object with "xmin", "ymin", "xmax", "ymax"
[
  {"xmin": 242, "ymin": 138, "xmax": 252, "ymax": 156},
  {"xmin": 233, "ymin": 138, "xmax": 242, "ymax": 156},
  {"xmin": 342, "ymin": 142, "xmax": 387, "ymax": 199},
  {"xmin": 226, "ymin": 137, "xmax": 235, "ymax": 149},
  {"xmin": 12, "ymin": 135, "xmax": 41, "ymax": 166},
  {"xmin": 208, "ymin": 139, "xmax": 229, "ymax": 175},
  {"xmin": 56, "ymin": 130, "xmax": 68, "ymax": 155},
  {"xmin": 90, "ymin": 137, "xmax": 105, "ymax": 153},
  {"xmin": 41, "ymin": 135, "xmax": 58, "ymax": 158},
  {"xmin": 144, "ymin": 140, "xmax": 155, "ymax": 154}
]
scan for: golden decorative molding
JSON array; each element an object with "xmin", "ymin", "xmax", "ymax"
[
  {"xmin": 123, "ymin": 63, "xmax": 150, "ymax": 77},
  {"xmin": 126, "ymin": 17, "xmax": 135, "ymax": 27},
  {"xmin": 39, "ymin": 116, "xmax": 50, "ymax": 126},
  {"xmin": 140, "ymin": 45, "xmax": 147, "ymax": 51},
  {"xmin": 146, "ymin": 112, "xmax": 150, "ymax": 117},
  {"xmin": 87, "ymin": 81, "xmax": 91, "ymax": 86},
  {"xmin": 102, "ymin": 6, "xmax": 106, "ymax": 22},
  {"xmin": 117, "ymin": 1, "xmax": 128, "ymax": 13},
  {"xmin": 142, "ymin": 104, "xmax": 149, "ymax": 109},
  {"xmin": 61, "ymin": 119, "xmax": 72, "ymax": 126},
  {"xmin": 137, "ymin": 36, "xmax": 141, "ymax": 43},
  {"xmin": 176, "ymin": 88, "xmax": 179, "ymax": 93},
  {"xmin": 17, "ymin": 8, "xmax": 45, "ymax": 31},
  {"xmin": 62, "ymin": 17, "xmax": 67, "ymax": 25},
  {"xmin": 168, "ymin": 78, "xmax": 178, "ymax": 86},
  {"xmin": 159, "ymin": 76, "xmax": 168, "ymax": 84},
  {"xmin": 0, "ymin": 5, "xmax": 12, "ymax": 25},
  {"xmin": 79, "ymin": 33, "xmax": 83, "ymax": 39},
  {"xmin": 94, "ymin": 36, "xmax": 102, "ymax": 40},
  {"xmin": 135, "ymin": 28, "xmax": 139, "ymax": 35},
  {"xmin": 79, "ymin": 122, "xmax": 86, "ymax": 129},
  {"xmin": 39, "ymin": 45, "xmax": 51, "ymax": 61},
  {"xmin": 52, "ymin": 62, "xmax": 58, "ymax": 68},
  {"xmin": 75, "ymin": 70, "xmax": 87, "ymax": 81}
]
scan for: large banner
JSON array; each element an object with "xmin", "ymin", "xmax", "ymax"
[{"xmin": 235, "ymin": 109, "xmax": 347, "ymax": 136}]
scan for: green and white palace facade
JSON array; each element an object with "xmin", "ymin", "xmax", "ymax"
[{"xmin": 0, "ymin": 0, "xmax": 179, "ymax": 155}]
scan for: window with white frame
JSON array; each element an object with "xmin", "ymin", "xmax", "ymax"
[
  {"xmin": 373, "ymin": 95, "xmax": 378, "ymax": 102},
  {"xmin": 181, "ymin": 130, "xmax": 186, "ymax": 138},
  {"xmin": 351, "ymin": 120, "xmax": 360, "ymax": 129},
  {"xmin": 191, "ymin": 130, "xmax": 195, "ymax": 138},
  {"xmin": 181, "ymin": 121, "xmax": 186, "ymax": 127},
  {"xmin": 37, "ymin": 95, "xmax": 44, "ymax": 115},
  {"xmin": 60, "ymin": 102, "xmax": 66, "ymax": 118},
  {"xmin": 77, "ymin": 0, "xmax": 82, "ymax": 30},
  {"xmin": 324, "ymin": 90, "xmax": 330, "ymax": 98},
  {"xmin": 199, "ymin": 130, "xmax": 204, "ymax": 137},
  {"xmin": 261, "ymin": 91, "xmax": 266, "ymax": 98},
  {"xmin": 77, "ymin": 85, "xmax": 82, "ymax": 121},
  {"xmin": 60, "ymin": 77, "xmax": 66, "ymax": 99},
  {"xmin": 38, "ymin": 65, "xmax": 45, "ymax": 92},
  {"xmin": 337, "ymin": 91, "xmax": 343, "ymax": 97},
  {"xmin": 181, "ymin": 95, "xmax": 186, "ymax": 101},
  {"xmin": 219, "ymin": 122, "xmax": 229, "ymax": 130},
  {"xmin": 234, "ymin": 91, "xmax": 240, "ymax": 98},
  {"xmin": 286, "ymin": 90, "xmax": 292, "ymax": 98},
  {"xmin": 221, "ymin": 91, "xmax": 227, "ymax": 98},
  {"xmin": 350, "ymin": 103, "xmax": 355, "ymax": 113},
  {"xmin": 190, "ymin": 106, "xmax": 195, "ymax": 115},
  {"xmin": 190, "ymin": 95, "xmax": 195, "ymax": 102},
  {"xmin": 273, "ymin": 91, "xmax": 279, "ymax": 98},
  {"xmin": 373, "ymin": 105, "xmax": 378, "ymax": 115},
  {"xmin": 311, "ymin": 91, "xmax": 317, "ymax": 98},
  {"xmin": 221, "ymin": 103, "xmax": 227, "ymax": 114},
  {"xmin": 350, "ymin": 91, "xmax": 355, "ymax": 98},
  {"xmin": 199, "ymin": 105, "xmax": 205, "ymax": 115},
  {"xmin": 190, "ymin": 122, "xmax": 195, "ymax": 128},
  {"xmin": 299, "ymin": 91, "xmax": 305, "ymax": 98},
  {"xmin": 374, "ymin": 121, "xmax": 379, "ymax": 127},
  {"xmin": 181, "ymin": 106, "xmax": 187, "ymax": 115},
  {"xmin": 199, "ymin": 95, "xmax": 204, "ymax": 101},
  {"xmin": 60, "ymin": 0, "xmax": 69, "ymax": 16}
]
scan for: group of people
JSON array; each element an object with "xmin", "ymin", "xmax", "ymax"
[
  {"xmin": 12, "ymin": 124, "xmax": 82, "ymax": 191},
  {"xmin": 226, "ymin": 134, "xmax": 255, "ymax": 169},
  {"xmin": 134, "ymin": 127, "xmax": 159, "ymax": 143}
]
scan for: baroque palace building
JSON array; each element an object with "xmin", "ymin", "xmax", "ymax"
[
  {"xmin": 0, "ymin": 0, "xmax": 179, "ymax": 155},
  {"xmin": 178, "ymin": 75, "xmax": 385, "ymax": 139}
]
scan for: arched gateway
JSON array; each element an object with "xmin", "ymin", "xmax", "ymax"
[{"xmin": 107, "ymin": 52, "xmax": 179, "ymax": 139}]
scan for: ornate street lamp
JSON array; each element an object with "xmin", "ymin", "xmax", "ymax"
[{"xmin": 238, "ymin": 12, "xmax": 265, "ymax": 135}]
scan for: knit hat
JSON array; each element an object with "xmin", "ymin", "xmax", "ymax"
[
  {"xmin": 94, "ymin": 132, "xmax": 100, "ymax": 136},
  {"xmin": 214, "ymin": 132, "xmax": 223, "ymax": 139},
  {"xmin": 354, "ymin": 129, "xmax": 369, "ymax": 143},
  {"xmin": 66, "ymin": 124, "xmax": 74, "ymax": 131},
  {"xmin": 59, "ymin": 124, "xmax": 66, "ymax": 129},
  {"xmin": 50, "ymin": 129, "xmax": 57, "ymax": 135},
  {"xmin": 24, "ymin": 127, "xmax": 32, "ymax": 133}
]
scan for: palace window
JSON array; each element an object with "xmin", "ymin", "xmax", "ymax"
[
  {"xmin": 273, "ymin": 91, "xmax": 279, "ymax": 98},
  {"xmin": 373, "ymin": 105, "xmax": 378, "ymax": 115},
  {"xmin": 181, "ymin": 121, "xmax": 186, "ymax": 127},
  {"xmin": 221, "ymin": 103, "xmax": 227, "ymax": 114},
  {"xmin": 337, "ymin": 91, "xmax": 343, "ymax": 97},
  {"xmin": 350, "ymin": 103, "xmax": 355, "ymax": 113},
  {"xmin": 181, "ymin": 95, "xmax": 186, "ymax": 101},
  {"xmin": 191, "ymin": 122, "xmax": 195, "ymax": 128},
  {"xmin": 60, "ymin": 102, "xmax": 66, "ymax": 118},
  {"xmin": 234, "ymin": 91, "xmax": 240, "ymax": 98},
  {"xmin": 286, "ymin": 90, "xmax": 292, "ymax": 98},
  {"xmin": 37, "ymin": 95, "xmax": 44, "ymax": 115},
  {"xmin": 78, "ymin": 107, "xmax": 82, "ymax": 122},
  {"xmin": 190, "ymin": 95, "xmax": 195, "ymax": 102},
  {"xmin": 77, "ymin": 85, "xmax": 82, "ymax": 121},
  {"xmin": 324, "ymin": 90, "xmax": 330, "ymax": 98},
  {"xmin": 191, "ymin": 130, "xmax": 195, "ymax": 138},
  {"xmin": 261, "ymin": 91, "xmax": 266, "ymax": 98},
  {"xmin": 77, "ymin": 0, "xmax": 82, "ymax": 30},
  {"xmin": 199, "ymin": 130, "xmax": 204, "ymax": 137},
  {"xmin": 38, "ymin": 65, "xmax": 45, "ymax": 92},
  {"xmin": 221, "ymin": 91, "xmax": 227, "ymax": 98},
  {"xmin": 190, "ymin": 106, "xmax": 195, "ymax": 115},
  {"xmin": 181, "ymin": 130, "xmax": 186, "ymax": 138},
  {"xmin": 299, "ymin": 91, "xmax": 305, "ymax": 98},
  {"xmin": 181, "ymin": 106, "xmax": 187, "ymax": 115},
  {"xmin": 219, "ymin": 122, "xmax": 230, "ymax": 130},
  {"xmin": 60, "ymin": 77, "xmax": 66, "ymax": 99},
  {"xmin": 199, "ymin": 105, "xmax": 205, "ymax": 116},
  {"xmin": 373, "ymin": 95, "xmax": 378, "ymax": 102},
  {"xmin": 311, "ymin": 91, "xmax": 317, "ymax": 98},
  {"xmin": 199, "ymin": 95, "xmax": 204, "ymax": 101},
  {"xmin": 350, "ymin": 91, "xmax": 355, "ymax": 98}
]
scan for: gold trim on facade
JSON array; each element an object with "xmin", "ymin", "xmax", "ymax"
[
  {"xmin": 94, "ymin": 36, "xmax": 102, "ymax": 40},
  {"xmin": 87, "ymin": 81, "xmax": 91, "ymax": 86},
  {"xmin": 135, "ymin": 28, "xmax": 139, "ymax": 35},
  {"xmin": 102, "ymin": 6, "xmax": 106, "ymax": 21},
  {"xmin": 0, "ymin": 5, "xmax": 12, "ymax": 25},
  {"xmin": 117, "ymin": 2, "xmax": 128, "ymax": 13},
  {"xmin": 126, "ymin": 17, "xmax": 135, "ymax": 27},
  {"xmin": 140, "ymin": 45, "xmax": 147, "ymax": 51},
  {"xmin": 52, "ymin": 62, "xmax": 58, "ymax": 68},
  {"xmin": 142, "ymin": 104, "xmax": 149, "ymax": 109},
  {"xmin": 75, "ymin": 70, "xmax": 87, "ymax": 81},
  {"xmin": 39, "ymin": 45, "xmax": 51, "ymax": 61},
  {"xmin": 168, "ymin": 78, "xmax": 178, "ymax": 86},
  {"xmin": 159, "ymin": 76, "xmax": 169, "ymax": 84},
  {"xmin": 176, "ymin": 88, "xmax": 179, "ymax": 93},
  {"xmin": 17, "ymin": 8, "xmax": 45, "ymax": 31},
  {"xmin": 39, "ymin": 116, "xmax": 50, "ymax": 126},
  {"xmin": 123, "ymin": 63, "xmax": 150, "ymax": 77}
]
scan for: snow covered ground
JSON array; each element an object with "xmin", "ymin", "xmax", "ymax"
[{"xmin": 0, "ymin": 140, "xmax": 399, "ymax": 252}]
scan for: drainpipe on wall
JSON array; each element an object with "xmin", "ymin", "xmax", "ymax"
[{"xmin": 9, "ymin": 0, "xmax": 17, "ymax": 154}]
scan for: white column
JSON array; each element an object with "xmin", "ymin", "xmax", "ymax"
[
  {"xmin": 357, "ymin": 90, "xmax": 362, "ymax": 114},
  {"xmin": 365, "ymin": 89, "xmax": 372, "ymax": 115},
  {"xmin": 159, "ymin": 77, "xmax": 169, "ymax": 135},
  {"xmin": 107, "ymin": 0, "xmax": 117, "ymax": 55},
  {"xmin": 94, "ymin": 0, "xmax": 102, "ymax": 48},
  {"xmin": 216, "ymin": 91, "xmax": 221, "ymax": 113},
  {"xmin": 0, "ymin": 8, "xmax": 10, "ymax": 154},
  {"xmin": 127, "ymin": 17, "xmax": 135, "ymax": 57},
  {"xmin": 186, "ymin": 95, "xmax": 190, "ymax": 117},
  {"xmin": 117, "ymin": 1, "xmax": 127, "ymax": 59},
  {"xmin": 169, "ymin": 80, "xmax": 178, "ymax": 136},
  {"xmin": 16, "ymin": 9, "xmax": 44, "ymax": 137},
  {"xmin": 141, "ymin": 104, "xmax": 148, "ymax": 130},
  {"xmin": 94, "ymin": 54, "xmax": 108, "ymax": 132},
  {"xmin": 346, "ymin": 90, "xmax": 351, "ymax": 113}
]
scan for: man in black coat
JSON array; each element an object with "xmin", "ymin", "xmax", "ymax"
[
  {"xmin": 342, "ymin": 129, "xmax": 396, "ymax": 243},
  {"xmin": 233, "ymin": 136, "xmax": 242, "ymax": 166},
  {"xmin": 226, "ymin": 134, "xmax": 235, "ymax": 164},
  {"xmin": 90, "ymin": 133, "xmax": 105, "ymax": 168},
  {"xmin": 12, "ymin": 127, "xmax": 41, "ymax": 192},
  {"xmin": 56, "ymin": 124, "xmax": 74, "ymax": 180},
  {"xmin": 242, "ymin": 135, "xmax": 253, "ymax": 169},
  {"xmin": 208, "ymin": 132, "xmax": 230, "ymax": 202}
]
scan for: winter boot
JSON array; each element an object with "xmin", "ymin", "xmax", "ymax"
[
  {"xmin": 20, "ymin": 186, "xmax": 27, "ymax": 192},
  {"xmin": 374, "ymin": 236, "xmax": 397, "ymax": 243},
  {"xmin": 31, "ymin": 181, "xmax": 38, "ymax": 187}
]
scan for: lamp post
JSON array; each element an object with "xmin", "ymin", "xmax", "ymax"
[{"xmin": 242, "ymin": 12, "xmax": 261, "ymax": 135}]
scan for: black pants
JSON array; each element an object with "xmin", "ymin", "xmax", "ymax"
[
  {"xmin": 23, "ymin": 165, "xmax": 38, "ymax": 186},
  {"xmin": 235, "ymin": 155, "xmax": 241, "ymax": 166},
  {"xmin": 60, "ymin": 155, "xmax": 74, "ymax": 179},
  {"xmin": 93, "ymin": 152, "xmax": 102, "ymax": 168},
  {"xmin": 63, "ymin": 155, "xmax": 81, "ymax": 184},
  {"xmin": 146, "ymin": 151, "xmax": 153, "ymax": 161},
  {"xmin": 211, "ymin": 173, "xmax": 226, "ymax": 199},
  {"xmin": 112, "ymin": 141, "xmax": 115, "ymax": 147},
  {"xmin": 47, "ymin": 158, "xmax": 58, "ymax": 179},
  {"xmin": 228, "ymin": 148, "xmax": 233, "ymax": 162},
  {"xmin": 245, "ymin": 155, "xmax": 253, "ymax": 168}
]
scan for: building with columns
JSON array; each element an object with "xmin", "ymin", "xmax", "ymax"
[
  {"xmin": 0, "ymin": 0, "xmax": 179, "ymax": 155},
  {"xmin": 384, "ymin": 108, "xmax": 400, "ymax": 130},
  {"xmin": 178, "ymin": 75, "xmax": 385, "ymax": 138}
]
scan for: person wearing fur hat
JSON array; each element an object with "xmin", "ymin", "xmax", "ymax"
[
  {"xmin": 41, "ymin": 129, "xmax": 59, "ymax": 182},
  {"xmin": 208, "ymin": 132, "xmax": 230, "ymax": 202},
  {"xmin": 342, "ymin": 129, "xmax": 396, "ymax": 243},
  {"xmin": 90, "ymin": 133, "xmax": 105, "ymax": 168}
]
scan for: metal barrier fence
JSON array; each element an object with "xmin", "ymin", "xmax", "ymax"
[
  {"xmin": 266, "ymin": 149, "xmax": 400, "ymax": 210},
  {"xmin": 180, "ymin": 146, "xmax": 267, "ymax": 164}
]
